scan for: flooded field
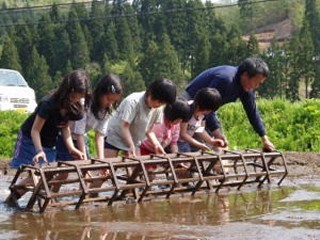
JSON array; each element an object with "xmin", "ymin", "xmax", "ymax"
[{"xmin": 0, "ymin": 174, "xmax": 319, "ymax": 240}]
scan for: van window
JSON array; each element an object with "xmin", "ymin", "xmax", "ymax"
[{"xmin": 0, "ymin": 70, "xmax": 28, "ymax": 87}]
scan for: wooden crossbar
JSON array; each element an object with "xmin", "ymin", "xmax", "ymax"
[{"xmin": 5, "ymin": 150, "xmax": 288, "ymax": 213}]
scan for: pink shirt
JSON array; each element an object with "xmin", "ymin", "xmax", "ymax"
[{"xmin": 141, "ymin": 121, "xmax": 180, "ymax": 152}]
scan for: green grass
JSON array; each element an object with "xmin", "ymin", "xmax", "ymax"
[
  {"xmin": 219, "ymin": 98, "xmax": 320, "ymax": 151},
  {"xmin": 1, "ymin": 99, "xmax": 320, "ymax": 159}
]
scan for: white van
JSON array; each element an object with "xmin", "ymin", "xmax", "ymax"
[{"xmin": 0, "ymin": 69, "xmax": 37, "ymax": 113}]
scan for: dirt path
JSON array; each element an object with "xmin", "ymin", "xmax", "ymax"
[
  {"xmin": 284, "ymin": 152, "xmax": 320, "ymax": 177},
  {"xmin": 1, "ymin": 152, "xmax": 319, "ymax": 177}
]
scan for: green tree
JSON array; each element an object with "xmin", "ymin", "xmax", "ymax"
[
  {"xmin": 260, "ymin": 39, "xmax": 289, "ymax": 99},
  {"xmin": 25, "ymin": 47, "xmax": 53, "ymax": 100},
  {"xmin": 82, "ymin": 25, "xmax": 93, "ymax": 59},
  {"xmin": 37, "ymin": 14, "xmax": 56, "ymax": 75},
  {"xmin": 0, "ymin": 35, "xmax": 22, "ymax": 72},
  {"xmin": 0, "ymin": 3, "xmax": 13, "ymax": 36},
  {"xmin": 139, "ymin": 34, "xmax": 185, "ymax": 90},
  {"xmin": 286, "ymin": 37, "xmax": 301, "ymax": 101},
  {"xmin": 121, "ymin": 62, "xmax": 145, "ymax": 96},
  {"xmin": 84, "ymin": 62, "xmax": 102, "ymax": 86},
  {"xmin": 238, "ymin": 0, "xmax": 255, "ymax": 31},
  {"xmin": 52, "ymin": 27, "xmax": 72, "ymax": 75},
  {"xmin": 101, "ymin": 53, "xmax": 111, "ymax": 75},
  {"xmin": 114, "ymin": 14, "xmax": 134, "ymax": 59},
  {"xmin": 67, "ymin": 9, "xmax": 90, "ymax": 69},
  {"xmin": 104, "ymin": 20, "xmax": 119, "ymax": 61},
  {"xmin": 65, "ymin": 60, "xmax": 73, "ymax": 75},
  {"xmin": 49, "ymin": 3, "xmax": 60, "ymax": 23},
  {"xmin": 124, "ymin": 3, "xmax": 142, "ymax": 54},
  {"xmin": 305, "ymin": 0, "xmax": 320, "ymax": 97},
  {"xmin": 224, "ymin": 26, "xmax": 248, "ymax": 65},
  {"xmin": 138, "ymin": 40, "xmax": 158, "ymax": 86},
  {"xmin": 162, "ymin": 0, "xmax": 187, "ymax": 69},
  {"xmin": 14, "ymin": 24, "xmax": 34, "ymax": 75},
  {"xmin": 133, "ymin": 0, "xmax": 165, "ymax": 41},
  {"xmin": 206, "ymin": 2, "xmax": 229, "ymax": 66},
  {"xmin": 89, "ymin": 0, "xmax": 106, "ymax": 63},
  {"xmin": 305, "ymin": 0, "xmax": 320, "ymax": 52},
  {"xmin": 70, "ymin": 1, "xmax": 89, "ymax": 29},
  {"xmin": 111, "ymin": 1, "xmax": 134, "ymax": 59},
  {"xmin": 298, "ymin": 19, "xmax": 315, "ymax": 98},
  {"xmin": 192, "ymin": 34, "xmax": 210, "ymax": 77},
  {"xmin": 103, "ymin": 3, "xmax": 119, "ymax": 60},
  {"xmin": 133, "ymin": 0, "xmax": 157, "ymax": 32},
  {"xmin": 247, "ymin": 34, "xmax": 260, "ymax": 56},
  {"xmin": 238, "ymin": 0, "xmax": 254, "ymax": 18},
  {"xmin": 185, "ymin": 0, "xmax": 209, "ymax": 77},
  {"xmin": 309, "ymin": 68, "xmax": 320, "ymax": 99}
]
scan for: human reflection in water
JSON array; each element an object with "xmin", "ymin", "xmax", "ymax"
[
  {"xmin": 215, "ymin": 194, "xmax": 230, "ymax": 225},
  {"xmin": 3, "ymin": 187, "xmax": 292, "ymax": 240},
  {"xmin": 229, "ymin": 188, "xmax": 275, "ymax": 220}
]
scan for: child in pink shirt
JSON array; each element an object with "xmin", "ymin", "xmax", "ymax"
[{"xmin": 140, "ymin": 97, "xmax": 191, "ymax": 155}]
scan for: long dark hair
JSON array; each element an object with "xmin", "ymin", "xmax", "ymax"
[
  {"xmin": 53, "ymin": 69, "xmax": 91, "ymax": 118},
  {"xmin": 91, "ymin": 74, "xmax": 123, "ymax": 120}
]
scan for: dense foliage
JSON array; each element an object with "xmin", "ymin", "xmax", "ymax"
[
  {"xmin": 1, "ymin": 1, "xmax": 320, "ymax": 158},
  {"xmin": 219, "ymin": 99, "xmax": 320, "ymax": 151},
  {"xmin": 0, "ymin": 0, "xmax": 319, "ymax": 100},
  {"xmin": 1, "ymin": 99, "xmax": 320, "ymax": 158}
]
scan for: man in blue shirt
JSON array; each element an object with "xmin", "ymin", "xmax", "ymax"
[{"xmin": 183, "ymin": 57, "xmax": 275, "ymax": 151}]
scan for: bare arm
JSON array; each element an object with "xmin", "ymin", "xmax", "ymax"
[
  {"xmin": 61, "ymin": 125, "xmax": 84, "ymax": 160},
  {"xmin": 120, "ymin": 121, "xmax": 136, "ymax": 157},
  {"xmin": 198, "ymin": 121, "xmax": 224, "ymax": 148},
  {"xmin": 261, "ymin": 135, "xmax": 275, "ymax": 151},
  {"xmin": 212, "ymin": 128, "xmax": 228, "ymax": 147},
  {"xmin": 74, "ymin": 133, "xmax": 88, "ymax": 160},
  {"xmin": 31, "ymin": 115, "xmax": 47, "ymax": 163},
  {"xmin": 170, "ymin": 144, "xmax": 178, "ymax": 153},
  {"xmin": 145, "ymin": 128, "xmax": 166, "ymax": 155},
  {"xmin": 180, "ymin": 122, "xmax": 210, "ymax": 151},
  {"xmin": 95, "ymin": 131, "xmax": 105, "ymax": 159}
]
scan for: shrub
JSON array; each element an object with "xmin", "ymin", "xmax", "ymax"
[
  {"xmin": 1, "ymin": 99, "xmax": 320, "ymax": 159},
  {"xmin": 0, "ymin": 111, "xmax": 28, "ymax": 159}
]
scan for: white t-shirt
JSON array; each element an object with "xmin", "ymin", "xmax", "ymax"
[
  {"xmin": 106, "ymin": 91, "xmax": 163, "ymax": 150},
  {"xmin": 185, "ymin": 114, "xmax": 205, "ymax": 137},
  {"xmin": 178, "ymin": 100, "xmax": 205, "ymax": 143},
  {"xmin": 71, "ymin": 108, "xmax": 110, "ymax": 137}
]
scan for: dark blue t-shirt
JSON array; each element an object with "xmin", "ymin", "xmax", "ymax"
[
  {"xmin": 21, "ymin": 96, "xmax": 69, "ymax": 148},
  {"xmin": 185, "ymin": 65, "xmax": 266, "ymax": 137}
]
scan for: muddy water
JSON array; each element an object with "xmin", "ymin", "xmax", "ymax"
[{"xmin": 0, "ymin": 176, "xmax": 319, "ymax": 240}]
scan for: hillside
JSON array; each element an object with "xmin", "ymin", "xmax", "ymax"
[{"xmin": 242, "ymin": 18, "xmax": 296, "ymax": 50}]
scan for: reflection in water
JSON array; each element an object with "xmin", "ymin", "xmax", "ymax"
[
  {"xmin": 0, "ymin": 187, "xmax": 288, "ymax": 239},
  {"xmin": 0, "ymin": 176, "xmax": 320, "ymax": 239}
]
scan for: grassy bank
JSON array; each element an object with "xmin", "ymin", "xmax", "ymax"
[
  {"xmin": 219, "ymin": 99, "xmax": 320, "ymax": 151},
  {"xmin": 1, "ymin": 99, "xmax": 320, "ymax": 159}
]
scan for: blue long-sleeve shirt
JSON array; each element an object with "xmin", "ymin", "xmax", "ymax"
[{"xmin": 185, "ymin": 65, "xmax": 266, "ymax": 137}]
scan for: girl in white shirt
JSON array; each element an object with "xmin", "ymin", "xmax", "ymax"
[{"xmin": 56, "ymin": 74, "xmax": 123, "ymax": 160}]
